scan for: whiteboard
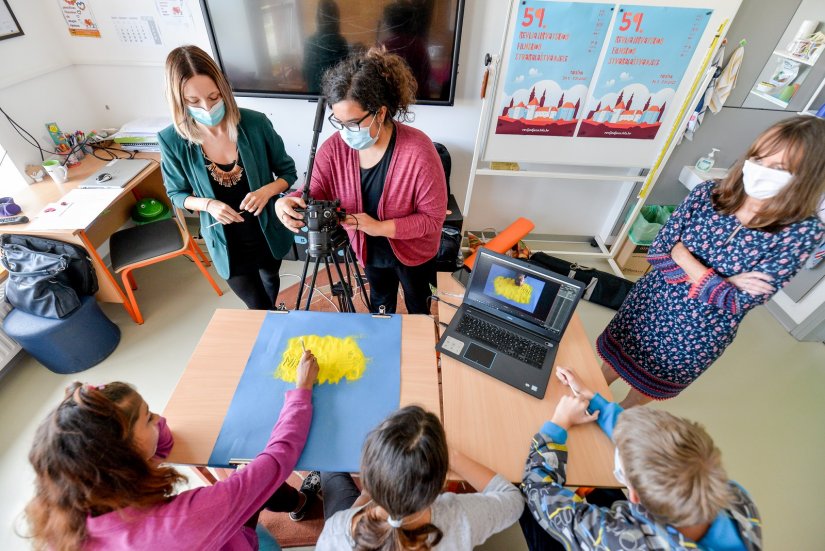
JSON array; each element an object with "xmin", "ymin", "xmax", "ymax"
[{"xmin": 482, "ymin": 0, "xmax": 741, "ymax": 168}]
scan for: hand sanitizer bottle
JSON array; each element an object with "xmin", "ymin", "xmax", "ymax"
[{"xmin": 696, "ymin": 148, "xmax": 719, "ymax": 172}]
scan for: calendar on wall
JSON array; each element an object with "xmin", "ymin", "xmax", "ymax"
[{"xmin": 111, "ymin": 15, "xmax": 163, "ymax": 45}]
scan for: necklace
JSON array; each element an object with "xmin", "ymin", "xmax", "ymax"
[{"xmin": 204, "ymin": 150, "xmax": 243, "ymax": 187}]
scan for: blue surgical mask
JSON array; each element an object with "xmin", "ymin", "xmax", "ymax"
[
  {"xmin": 339, "ymin": 114, "xmax": 381, "ymax": 150},
  {"xmin": 188, "ymin": 99, "xmax": 225, "ymax": 127}
]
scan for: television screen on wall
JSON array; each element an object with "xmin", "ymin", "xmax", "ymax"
[{"xmin": 199, "ymin": 0, "xmax": 465, "ymax": 105}]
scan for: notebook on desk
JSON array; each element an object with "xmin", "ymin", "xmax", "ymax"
[
  {"xmin": 436, "ymin": 249, "xmax": 584, "ymax": 399},
  {"xmin": 79, "ymin": 158, "xmax": 152, "ymax": 189}
]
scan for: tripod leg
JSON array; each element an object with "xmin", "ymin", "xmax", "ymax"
[
  {"xmin": 331, "ymin": 252, "xmax": 356, "ymax": 313},
  {"xmin": 304, "ymin": 257, "xmax": 322, "ymax": 310},
  {"xmin": 348, "ymin": 246, "xmax": 372, "ymax": 312},
  {"xmin": 322, "ymin": 255, "xmax": 343, "ymax": 312},
  {"xmin": 296, "ymin": 255, "xmax": 311, "ymax": 310}
]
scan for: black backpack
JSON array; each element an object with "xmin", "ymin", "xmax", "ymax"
[{"xmin": 0, "ymin": 234, "xmax": 98, "ymax": 318}]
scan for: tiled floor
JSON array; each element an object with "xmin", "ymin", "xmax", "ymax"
[{"xmin": 1, "ymin": 257, "xmax": 823, "ymax": 550}]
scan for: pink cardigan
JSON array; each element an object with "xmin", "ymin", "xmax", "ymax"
[
  {"xmin": 292, "ymin": 123, "xmax": 447, "ymax": 266},
  {"xmin": 84, "ymin": 389, "xmax": 312, "ymax": 551}
]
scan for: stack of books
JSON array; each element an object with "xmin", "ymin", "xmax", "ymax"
[{"xmin": 113, "ymin": 117, "xmax": 171, "ymax": 152}]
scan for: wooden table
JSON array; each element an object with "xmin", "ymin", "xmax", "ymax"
[
  {"xmin": 4, "ymin": 151, "xmax": 164, "ymax": 313},
  {"xmin": 163, "ymin": 309, "xmax": 441, "ymax": 466},
  {"xmin": 437, "ymin": 272, "xmax": 617, "ymax": 487}
]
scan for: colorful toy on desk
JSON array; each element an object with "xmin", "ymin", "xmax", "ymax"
[{"xmin": 131, "ymin": 198, "xmax": 171, "ymax": 225}]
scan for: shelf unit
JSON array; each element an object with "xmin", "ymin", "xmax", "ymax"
[
  {"xmin": 772, "ymin": 49, "xmax": 819, "ymax": 66},
  {"xmin": 748, "ymin": 89, "xmax": 790, "ymax": 108},
  {"xmin": 798, "ymin": 76, "xmax": 825, "ymax": 116}
]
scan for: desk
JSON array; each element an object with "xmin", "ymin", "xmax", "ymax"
[
  {"xmin": 3, "ymin": 151, "xmax": 164, "ymax": 315},
  {"xmin": 162, "ymin": 309, "xmax": 441, "ymax": 465},
  {"xmin": 436, "ymin": 272, "xmax": 617, "ymax": 487}
]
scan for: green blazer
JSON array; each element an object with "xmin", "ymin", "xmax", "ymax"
[{"xmin": 157, "ymin": 108, "xmax": 298, "ymax": 279}]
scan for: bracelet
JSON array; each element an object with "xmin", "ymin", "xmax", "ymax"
[{"xmin": 204, "ymin": 199, "xmax": 213, "ymax": 212}]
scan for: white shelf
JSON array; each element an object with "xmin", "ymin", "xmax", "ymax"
[
  {"xmin": 474, "ymin": 168, "xmax": 647, "ymax": 182},
  {"xmin": 749, "ymin": 89, "xmax": 790, "ymax": 108},
  {"xmin": 798, "ymin": 109, "xmax": 817, "ymax": 116},
  {"xmin": 772, "ymin": 49, "xmax": 819, "ymax": 66}
]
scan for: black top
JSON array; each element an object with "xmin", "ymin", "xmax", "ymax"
[
  {"xmin": 360, "ymin": 129, "xmax": 398, "ymax": 268},
  {"xmin": 209, "ymin": 160, "xmax": 275, "ymax": 275}
]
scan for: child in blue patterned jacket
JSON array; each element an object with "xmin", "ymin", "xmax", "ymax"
[{"xmin": 520, "ymin": 367, "xmax": 762, "ymax": 551}]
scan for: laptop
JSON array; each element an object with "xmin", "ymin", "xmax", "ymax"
[
  {"xmin": 437, "ymin": 249, "xmax": 584, "ymax": 399},
  {"xmin": 79, "ymin": 158, "xmax": 152, "ymax": 189}
]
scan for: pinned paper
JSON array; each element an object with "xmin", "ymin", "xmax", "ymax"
[{"xmin": 58, "ymin": 0, "xmax": 101, "ymax": 38}]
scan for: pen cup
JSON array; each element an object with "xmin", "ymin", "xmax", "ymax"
[{"xmin": 42, "ymin": 159, "xmax": 68, "ymax": 185}]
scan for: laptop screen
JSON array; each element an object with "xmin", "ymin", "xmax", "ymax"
[{"xmin": 465, "ymin": 250, "xmax": 582, "ymax": 338}]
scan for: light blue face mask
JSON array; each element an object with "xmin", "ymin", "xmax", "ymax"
[
  {"xmin": 339, "ymin": 113, "xmax": 381, "ymax": 150},
  {"xmin": 188, "ymin": 99, "xmax": 226, "ymax": 127}
]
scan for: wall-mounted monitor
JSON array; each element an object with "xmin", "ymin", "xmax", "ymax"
[{"xmin": 200, "ymin": 0, "xmax": 465, "ymax": 106}]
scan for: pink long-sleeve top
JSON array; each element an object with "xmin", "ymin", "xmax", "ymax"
[
  {"xmin": 291, "ymin": 123, "xmax": 447, "ymax": 267},
  {"xmin": 84, "ymin": 389, "xmax": 313, "ymax": 551}
]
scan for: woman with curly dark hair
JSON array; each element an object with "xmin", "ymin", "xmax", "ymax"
[
  {"xmin": 276, "ymin": 47, "xmax": 447, "ymax": 314},
  {"xmin": 23, "ymin": 352, "xmax": 317, "ymax": 550}
]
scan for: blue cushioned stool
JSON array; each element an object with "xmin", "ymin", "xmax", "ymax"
[{"xmin": 4, "ymin": 295, "xmax": 120, "ymax": 374}]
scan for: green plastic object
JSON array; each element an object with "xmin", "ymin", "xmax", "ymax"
[
  {"xmin": 131, "ymin": 198, "xmax": 171, "ymax": 225},
  {"xmin": 628, "ymin": 205, "xmax": 676, "ymax": 245}
]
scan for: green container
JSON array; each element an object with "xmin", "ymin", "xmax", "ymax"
[
  {"xmin": 131, "ymin": 198, "xmax": 171, "ymax": 225},
  {"xmin": 628, "ymin": 205, "xmax": 676, "ymax": 245}
]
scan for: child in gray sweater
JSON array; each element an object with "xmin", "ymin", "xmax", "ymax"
[{"xmin": 316, "ymin": 405, "xmax": 523, "ymax": 550}]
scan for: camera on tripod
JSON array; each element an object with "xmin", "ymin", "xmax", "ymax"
[{"xmin": 294, "ymin": 199, "xmax": 348, "ymax": 258}]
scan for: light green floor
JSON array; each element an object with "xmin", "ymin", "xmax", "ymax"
[{"xmin": 0, "ymin": 259, "xmax": 823, "ymax": 550}]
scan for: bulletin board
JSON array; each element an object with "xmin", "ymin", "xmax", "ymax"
[{"xmin": 482, "ymin": 0, "xmax": 742, "ymax": 168}]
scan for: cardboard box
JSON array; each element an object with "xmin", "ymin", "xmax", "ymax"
[{"xmin": 616, "ymin": 236, "xmax": 652, "ymax": 276}]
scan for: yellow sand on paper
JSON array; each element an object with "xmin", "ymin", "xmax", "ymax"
[
  {"xmin": 493, "ymin": 276, "xmax": 533, "ymax": 304},
  {"xmin": 275, "ymin": 334, "xmax": 368, "ymax": 385}
]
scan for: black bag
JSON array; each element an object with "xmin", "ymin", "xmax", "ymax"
[
  {"xmin": 435, "ymin": 226, "xmax": 462, "ymax": 272},
  {"xmin": 529, "ymin": 252, "xmax": 635, "ymax": 310},
  {"xmin": 0, "ymin": 235, "xmax": 98, "ymax": 319}
]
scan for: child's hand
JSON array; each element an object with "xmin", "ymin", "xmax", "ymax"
[
  {"xmin": 555, "ymin": 366, "xmax": 594, "ymax": 400},
  {"xmin": 296, "ymin": 350, "xmax": 319, "ymax": 390},
  {"xmin": 550, "ymin": 395, "xmax": 598, "ymax": 430}
]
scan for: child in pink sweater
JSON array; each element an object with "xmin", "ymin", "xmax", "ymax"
[{"xmin": 25, "ymin": 351, "xmax": 318, "ymax": 551}]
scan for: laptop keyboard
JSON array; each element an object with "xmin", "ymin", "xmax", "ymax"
[{"xmin": 456, "ymin": 313, "xmax": 548, "ymax": 369}]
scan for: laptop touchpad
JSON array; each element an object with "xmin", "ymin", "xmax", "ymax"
[{"xmin": 464, "ymin": 343, "xmax": 495, "ymax": 369}]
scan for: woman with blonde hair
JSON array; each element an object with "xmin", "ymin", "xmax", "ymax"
[
  {"xmin": 159, "ymin": 45, "xmax": 298, "ymax": 310},
  {"xmin": 598, "ymin": 116, "xmax": 825, "ymax": 407}
]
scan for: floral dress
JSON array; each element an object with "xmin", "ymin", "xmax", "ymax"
[{"xmin": 597, "ymin": 181, "xmax": 824, "ymax": 399}]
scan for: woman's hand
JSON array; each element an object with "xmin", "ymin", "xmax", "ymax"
[
  {"xmin": 240, "ymin": 187, "xmax": 275, "ymax": 216},
  {"xmin": 344, "ymin": 213, "xmax": 395, "ymax": 238},
  {"xmin": 728, "ymin": 272, "xmax": 774, "ymax": 296},
  {"xmin": 206, "ymin": 200, "xmax": 245, "ymax": 225},
  {"xmin": 295, "ymin": 350, "xmax": 319, "ymax": 391},
  {"xmin": 550, "ymin": 395, "xmax": 599, "ymax": 431},
  {"xmin": 555, "ymin": 366, "xmax": 595, "ymax": 401},
  {"xmin": 274, "ymin": 196, "xmax": 307, "ymax": 233}
]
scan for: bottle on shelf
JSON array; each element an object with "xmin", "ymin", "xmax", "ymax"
[{"xmin": 695, "ymin": 148, "xmax": 720, "ymax": 172}]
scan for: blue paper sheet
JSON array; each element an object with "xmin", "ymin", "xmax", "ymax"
[{"xmin": 209, "ymin": 311, "xmax": 402, "ymax": 472}]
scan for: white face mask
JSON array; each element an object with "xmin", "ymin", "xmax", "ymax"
[
  {"xmin": 742, "ymin": 159, "xmax": 793, "ymax": 199},
  {"xmin": 613, "ymin": 447, "xmax": 627, "ymax": 486}
]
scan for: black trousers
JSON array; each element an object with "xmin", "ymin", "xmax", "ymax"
[
  {"xmin": 226, "ymin": 259, "xmax": 282, "ymax": 310},
  {"xmin": 320, "ymin": 472, "xmax": 361, "ymax": 521},
  {"xmin": 363, "ymin": 257, "xmax": 436, "ymax": 315},
  {"xmin": 243, "ymin": 481, "xmax": 301, "ymax": 528},
  {"xmin": 519, "ymin": 489, "xmax": 626, "ymax": 550}
]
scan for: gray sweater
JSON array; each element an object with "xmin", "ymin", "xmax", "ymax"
[{"xmin": 315, "ymin": 475, "xmax": 524, "ymax": 550}]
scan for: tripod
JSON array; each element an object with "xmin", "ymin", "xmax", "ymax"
[{"xmin": 295, "ymin": 224, "xmax": 371, "ymax": 313}]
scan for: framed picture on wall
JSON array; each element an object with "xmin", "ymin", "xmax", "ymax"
[{"xmin": 0, "ymin": 0, "xmax": 23, "ymax": 41}]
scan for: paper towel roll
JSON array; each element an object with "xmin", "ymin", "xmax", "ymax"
[{"xmin": 795, "ymin": 20, "xmax": 820, "ymax": 40}]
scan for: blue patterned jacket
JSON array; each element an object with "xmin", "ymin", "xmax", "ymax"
[{"xmin": 521, "ymin": 395, "xmax": 762, "ymax": 550}]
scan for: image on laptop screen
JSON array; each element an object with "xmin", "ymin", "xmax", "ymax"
[{"xmin": 467, "ymin": 251, "xmax": 582, "ymax": 337}]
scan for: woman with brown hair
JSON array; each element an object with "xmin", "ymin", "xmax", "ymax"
[
  {"xmin": 276, "ymin": 48, "xmax": 447, "ymax": 314},
  {"xmin": 24, "ymin": 351, "xmax": 317, "ymax": 550},
  {"xmin": 159, "ymin": 45, "xmax": 298, "ymax": 310},
  {"xmin": 315, "ymin": 405, "xmax": 523, "ymax": 550},
  {"xmin": 598, "ymin": 116, "xmax": 825, "ymax": 407}
]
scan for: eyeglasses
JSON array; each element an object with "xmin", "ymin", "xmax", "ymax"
[{"xmin": 327, "ymin": 111, "xmax": 375, "ymax": 132}]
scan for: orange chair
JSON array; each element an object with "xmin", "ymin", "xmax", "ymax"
[{"xmin": 109, "ymin": 208, "xmax": 222, "ymax": 324}]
